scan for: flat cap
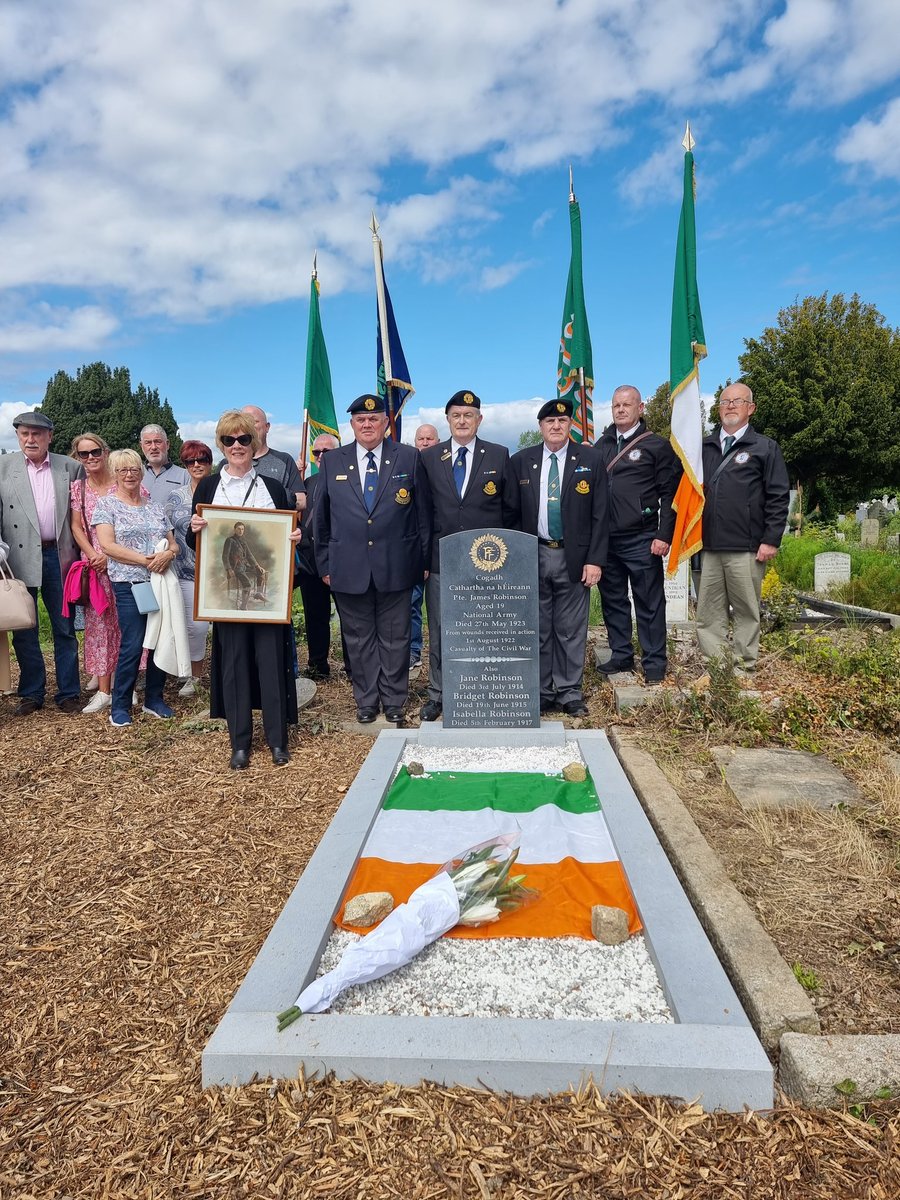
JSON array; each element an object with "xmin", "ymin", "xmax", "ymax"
[
  {"xmin": 12, "ymin": 410, "xmax": 54, "ymax": 431},
  {"xmin": 347, "ymin": 394, "xmax": 386, "ymax": 415},
  {"xmin": 445, "ymin": 389, "xmax": 481, "ymax": 413},
  {"xmin": 537, "ymin": 398, "xmax": 574, "ymax": 421}
]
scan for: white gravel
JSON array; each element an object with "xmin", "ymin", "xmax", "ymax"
[
  {"xmin": 318, "ymin": 931, "xmax": 672, "ymax": 1022},
  {"xmin": 399, "ymin": 743, "xmax": 584, "ymax": 776}
]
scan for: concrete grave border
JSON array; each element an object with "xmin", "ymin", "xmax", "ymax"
[{"xmin": 203, "ymin": 726, "xmax": 773, "ymax": 1111}]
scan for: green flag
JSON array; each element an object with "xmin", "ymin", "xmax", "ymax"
[
  {"xmin": 556, "ymin": 191, "xmax": 594, "ymax": 443},
  {"xmin": 303, "ymin": 275, "xmax": 339, "ymax": 473}
]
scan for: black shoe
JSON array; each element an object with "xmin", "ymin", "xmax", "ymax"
[
  {"xmin": 271, "ymin": 746, "xmax": 291, "ymax": 766},
  {"xmin": 56, "ymin": 696, "xmax": 82, "ymax": 714},
  {"xmin": 356, "ymin": 707, "xmax": 378, "ymax": 723},
  {"xmin": 305, "ymin": 662, "xmax": 331, "ymax": 680},
  {"xmin": 384, "ymin": 707, "xmax": 405, "ymax": 722},
  {"xmin": 643, "ymin": 672, "xmax": 665, "ymax": 685},
  {"xmin": 419, "ymin": 700, "xmax": 442, "ymax": 721},
  {"xmin": 598, "ymin": 658, "xmax": 635, "ymax": 675},
  {"xmin": 15, "ymin": 698, "xmax": 43, "ymax": 716},
  {"xmin": 562, "ymin": 700, "xmax": 589, "ymax": 716},
  {"xmin": 540, "ymin": 698, "xmax": 557, "ymax": 714},
  {"xmin": 230, "ymin": 749, "xmax": 250, "ymax": 770}
]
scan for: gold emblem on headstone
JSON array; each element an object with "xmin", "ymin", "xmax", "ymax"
[
  {"xmin": 469, "ymin": 534, "xmax": 508, "ymax": 572},
  {"xmin": 364, "ymin": 397, "xmax": 376, "ymax": 411},
  {"xmin": 395, "ymin": 487, "xmax": 411, "ymax": 505},
  {"xmin": 483, "ymin": 480, "xmax": 497, "ymax": 496},
  {"xmin": 463, "ymin": 392, "xmax": 475, "ymax": 405},
  {"xmin": 575, "ymin": 479, "xmax": 590, "ymax": 494},
  {"xmin": 556, "ymin": 402, "xmax": 565, "ymax": 413}
]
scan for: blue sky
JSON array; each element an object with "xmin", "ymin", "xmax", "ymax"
[{"xmin": 0, "ymin": 0, "xmax": 898, "ymax": 456}]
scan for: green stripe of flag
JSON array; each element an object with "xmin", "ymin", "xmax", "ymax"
[
  {"xmin": 669, "ymin": 150, "xmax": 707, "ymax": 399},
  {"xmin": 385, "ymin": 769, "xmax": 601, "ymax": 814}
]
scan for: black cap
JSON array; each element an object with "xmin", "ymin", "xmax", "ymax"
[
  {"xmin": 537, "ymin": 398, "xmax": 574, "ymax": 421},
  {"xmin": 445, "ymin": 389, "xmax": 481, "ymax": 413},
  {"xmin": 12, "ymin": 410, "xmax": 54, "ymax": 431},
  {"xmin": 347, "ymin": 394, "xmax": 386, "ymax": 415}
]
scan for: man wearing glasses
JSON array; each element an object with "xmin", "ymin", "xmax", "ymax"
[
  {"xmin": 0, "ymin": 410, "xmax": 82, "ymax": 714},
  {"xmin": 697, "ymin": 381, "xmax": 789, "ymax": 674}
]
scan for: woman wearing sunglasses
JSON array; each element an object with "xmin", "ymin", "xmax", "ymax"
[
  {"xmin": 164, "ymin": 440, "xmax": 214, "ymax": 698},
  {"xmin": 68, "ymin": 431, "xmax": 121, "ymax": 712},
  {"xmin": 188, "ymin": 410, "xmax": 302, "ymax": 770}
]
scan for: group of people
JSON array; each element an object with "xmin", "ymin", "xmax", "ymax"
[{"xmin": 0, "ymin": 380, "xmax": 789, "ymax": 767}]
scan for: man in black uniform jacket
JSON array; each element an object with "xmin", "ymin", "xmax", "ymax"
[
  {"xmin": 595, "ymin": 385, "xmax": 681, "ymax": 683},
  {"xmin": 417, "ymin": 389, "xmax": 520, "ymax": 720}
]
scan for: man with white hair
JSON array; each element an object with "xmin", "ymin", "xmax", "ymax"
[{"xmin": 140, "ymin": 424, "xmax": 188, "ymax": 505}]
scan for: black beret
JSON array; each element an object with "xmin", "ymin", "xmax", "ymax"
[
  {"xmin": 445, "ymin": 389, "xmax": 481, "ymax": 413},
  {"xmin": 537, "ymin": 398, "xmax": 574, "ymax": 421},
  {"xmin": 12, "ymin": 409, "xmax": 54, "ymax": 431},
  {"xmin": 347, "ymin": 394, "xmax": 386, "ymax": 415}
]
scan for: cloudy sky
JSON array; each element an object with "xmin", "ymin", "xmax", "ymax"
[{"xmin": 1, "ymin": 0, "xmax": 898, "ymax": 453}]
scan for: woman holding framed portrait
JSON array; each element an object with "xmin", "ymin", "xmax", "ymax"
[{"xmin": 187, "ymin": 410, "xmax": 301, "ymax": 770}]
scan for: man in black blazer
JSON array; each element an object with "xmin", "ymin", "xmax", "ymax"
[
  {"xmin": 417, "ymin": 389, "xmax": 520, "ymax": 720},
  {"xmin": 511, "ymin": 398, "xmax": 607, "ymax": 716},
  {"xmin": 296, "ymin": 433, "xmax": 342, "ymax": 678},
  {"xmin": 313, "ymin": 394, "xmax": 431, "ymax": 723}
]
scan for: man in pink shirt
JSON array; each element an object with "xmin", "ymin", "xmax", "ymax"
[{"xmin": 0, "ymin": 411, "xmax": 81, "ymax": 713}]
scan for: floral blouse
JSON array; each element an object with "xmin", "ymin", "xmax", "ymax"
[
  {"xmin": 92, "ymin": 496, "xmax": 171, "ymax": 583},
  {"xmin": 164, "ymin": 482, "xmax": 197, "ymax": 582}
]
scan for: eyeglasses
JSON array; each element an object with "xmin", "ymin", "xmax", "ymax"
[
  {"xmin": 77, "ymin": 447, "xmax": 104, "ymax": 460},
  {"xmin": 115, "ymin": 467, "xmax": 142, "ymax": 476},
  {"xmin": 221, "ymin": 434, "xmax": 253, "ymax": 447},
  {"xmin": 184, "ymin": 457, "xmax": 211, "ymax": 466}
]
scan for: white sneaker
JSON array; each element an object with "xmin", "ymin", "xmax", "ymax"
[
  {"xmin": 85, "ymin": 675, "xmax": 99, "ymax": 692},
  {"xmin": 83, "ymin": 691, "xmax": 111, "ymax": 713},
  {"xmin": 178, "ymin": 679, "xmax": 197, "ymax": 698}
]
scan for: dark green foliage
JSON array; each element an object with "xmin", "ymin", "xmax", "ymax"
[
  {"xmin": 739, "ymin": 293, "xmax": 900, "ymax": 517},
  {"xmin": 41, "ymin": 362, "xmax": 181, "ymax": 459},
  {"xmin": 643, "ymin": 381, "xmax": 672, "ymax": 439},
  {"xmin": 517, "ymin": 429, "xmax": 543, "ymax": 448}
]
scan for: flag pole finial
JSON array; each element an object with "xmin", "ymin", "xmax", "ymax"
[
  {"xmin": 312, "ymin": 250, "xmax": 317, "ymax": 279},
  {"xmin": 682, "ymin": 121, "xmax": 695, "ymax": 153},
  {"xmin": 369, "ymin": 211, "xmax": 380, "ymax": 239},
  {"xmin": 569, "ymin": 164, "xmax": 575, "ymax": 204}
]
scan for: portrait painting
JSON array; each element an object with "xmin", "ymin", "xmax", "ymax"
[{"xmin": 194, "ymin": 505, "xmax": 296, "ymax": 623}]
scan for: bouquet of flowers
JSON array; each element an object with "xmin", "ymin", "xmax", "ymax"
[{"xmin": 277, "ymin": 834, "xmax": 537, "ymax": 1030}]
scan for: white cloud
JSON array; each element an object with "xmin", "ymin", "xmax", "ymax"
[
  {"xmin": 477, "ymin": 260, "xmax": 534, "ymax": 292},
  {"xmin": 618, "ymin": 145, "xmax": 684, "ymax": 207},
  {"xmin": 0, "ymin": 304, "xmax": 118, "ymax": 353},
  {"xmin": 836, "ymin": 97, "xmax": 900, "ymax": 181}
]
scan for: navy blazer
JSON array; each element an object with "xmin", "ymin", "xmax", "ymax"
[
  {"xmin": 419, "ymin": 436, "xmax": 520, "ymax": 573},
  {"xmin": 511, "ymin": 441, "xmax": 608, "ymax": 582},
  {"xmin": 313, "ymin": 439, "xmax": 432, "ymax": 594}
]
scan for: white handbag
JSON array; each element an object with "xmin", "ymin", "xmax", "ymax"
[{"xmin": 0, "ymin": 560, "xmax": 37, "ymax": 631}]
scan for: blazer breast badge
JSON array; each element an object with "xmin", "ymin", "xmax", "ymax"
[
  {"xmin": 575, "ymin": 480, "xmax": 590, "ymax": 494},
  {"xmin": 483, "ymin": 480, "xmax": 497, "ymax": 496}
]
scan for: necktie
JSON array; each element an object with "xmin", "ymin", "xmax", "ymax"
[
  {"xmin": 453, "ymin": 446, "xmax": 467, "ymax": 497},
  {"xmin": 547, "ymin": 452, "xmax": 563, "ymax": 541},
  {"xmin": 723, "ymin": 435, "xmax": 735, "ymax": 455},
  {"xmin": 616, "ymin": 434, "xmax": 624, "ymax": 455},
  {"xmin": 364, "ymin": 450, "xmax": 378, "ymax": 512}
]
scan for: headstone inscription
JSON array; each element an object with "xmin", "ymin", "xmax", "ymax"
[
  {"xmin": 861, "ymin": 519, "xmax": 880, "ymax": 548},
  {"xmin": 813, "ymin": 552, "xmax": 851, "ymax": 594},
  {"xmin": 440, "ymin": 529, "xmax": 540, "ymax": 728},
  {"xmin": 663, "ymin": 557, "xmax": 690, "ymax": 623}
]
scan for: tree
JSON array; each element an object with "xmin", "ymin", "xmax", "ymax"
[
  {"xmin": 517, "ymin": 429, "xmax": 543, "ymax": 448},
  {"xmin": 643, "ymin": 381, "xmax": 671, "ymax": 439},
  {"xmin": 41, "ymin": 362, "xmax": 182, "ymax": 459},
  {"xmin": 739, "ymin": 294, "xmax": 900, "ymax": 516}
]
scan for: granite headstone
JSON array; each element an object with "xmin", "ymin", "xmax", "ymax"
[
  {"xmin": 813, "ymin": 552, "xmax": 851, "ymax": 593},
  {"xmin": 439, "ymin": 529, "xmax": 540, "ymax": 728},
  {"xmin": 861, "ymin": 519, "xmax": 880, "ymax": 548},
  {"xmin": 663, "ymin": 557, "xmax": 690, "ymax": 623}
]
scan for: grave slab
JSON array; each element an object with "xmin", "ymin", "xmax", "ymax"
[
  {"xmin": 340, "ymin": 714, "xmax": 403, "ymax": 735},
  {"xmin": 295, "ymin": 677, "xmax": 317, "ymax": 710},
  {"xmin": 780, "ymin": 1033, "xmax": 900, "ymax": 1107},
  {"xmin": 711, "ymin": 747, "xmax": 864, "ymax": 811},
  {"xmin": 203, "ymin": 727, "xmax": 773, "ymax": 1111},
  {"xmin": 614, "ymin": 685, "xmax": 669, "ymax": 714}
]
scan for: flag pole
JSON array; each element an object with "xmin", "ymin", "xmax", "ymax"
[
  {"xmin": 570, "ymin": 166, "xmax": 589, "ymax": 444},
  {"xmin": 298, "ymin": 252, "xmax": 319, "ymax": 476},
  {"xmin": 370, "ymin": 213, "xmax": 397, "ymax": 440}
]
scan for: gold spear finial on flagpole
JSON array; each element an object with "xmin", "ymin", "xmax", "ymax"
[
  {"xmin": 682, "ymin": 121, "xmax": 695, "ymax": 153},
  {"xmin": 569, "ymin": 164, "xmax": 575, "ymax": 204}
]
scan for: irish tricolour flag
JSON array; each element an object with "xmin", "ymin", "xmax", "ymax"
[{"xmin": 338, "ymin": 769, "xmax": 640, "ymax": 939}]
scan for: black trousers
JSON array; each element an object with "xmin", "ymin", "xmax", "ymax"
[
  {"xmin": 598, "ymin": 531, "xmax": 667, "ymax": 674},
  {"xmin": 332, "ymin": 582, "xmax": 411, "ymax": 710},
  {"xmin": 218, "ymin": 622, "xmax": 288, "ymax": 752},
  {"xmin": 297, "ymin": 573, "xmax": 352, "ymax": 673}
]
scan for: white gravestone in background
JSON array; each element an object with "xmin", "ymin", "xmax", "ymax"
[
  {"xmin": 663, "ymin": 557, "xmax": 690, "ymax": 622},
  {"xmin": 861, "ymin": 519, "xmax": 880, "ymax": 548},
  {"xmin": 813, "ymin": 552, "xmax": 851, "ymax": 594}
]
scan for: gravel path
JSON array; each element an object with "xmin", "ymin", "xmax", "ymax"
[{"xmin": 399, "ymin": 743, "xmax": 584, "ymax": 775}]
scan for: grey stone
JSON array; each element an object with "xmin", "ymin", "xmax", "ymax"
[
  {"xmin": 440, "ymin": 529, "xmax": 540, "ymax": 729},
  {"xmin": 610, "ymin": 731, "xmax": 819, "ymax": 1051},
  {"xmin": 591, "ymin": 904, "xmax": 630, "ymax": 945},
  {"xmin": 343, "ymin": 891, "xmax": 394, "ymax": 927},
  {"xmin": 341, "ymin": 715, "xmax": 401, "ymax": 735},
  {"xmin": 664, "ymin": 558, "xmax": 690, "ymax": 623},
  {"xmin": 614, "ymin": 686, "xmax": 669, "ymax": 713},
  {"xmin": 813, "ymin": 552, "xmax": 851, "ymax": 594},
  {"xmin": 834, "ymin": 531, "xmax": 846, "ymax": 543},
  {"xmin": 407, "ymin": 761, "xmax": 425, "ymax": 776},
  {"xmin": 562, "ymin": 762, "xmax": 587, "ymax": 782},
  {"xmin": 860, "ymin": 518, "xmax": 880, "ymax": 547},
  {"xmin": 887, "ymin": 533, "xmax": 899, "ymax": 554},
  {"xmin": 779, "ymin": 1033, "xmax": 900, "ymax": 1107},
  {"xmin": 295, "ymin": 677, "xmax": 317, "ymax": 710},
  {"xmin": 711, "ymin": 747, "xmax": 864, "ymax": 811},
  {"xmin": 885, "ymin": 753, "xmax": 900, "ymax": 779}
]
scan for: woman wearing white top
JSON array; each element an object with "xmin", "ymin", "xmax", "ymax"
[{"xmin": 188, "ymin": 411, "xmax": 301, "ymax": 770}]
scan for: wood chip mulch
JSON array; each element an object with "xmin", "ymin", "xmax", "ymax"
[{"xmin": 2, "ymin": 685, "xmax": 900, "ymax": 1199}]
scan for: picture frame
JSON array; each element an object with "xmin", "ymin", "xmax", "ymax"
[{"xmin": 194, "ymin": 505, "xmax": 297, "ymax": 624}]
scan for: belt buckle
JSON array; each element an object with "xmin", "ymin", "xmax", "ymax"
[{"xmin": 547, "ymin": 539, "xmax": 560, "ymax": 549}]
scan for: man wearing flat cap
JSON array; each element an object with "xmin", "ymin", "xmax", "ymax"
[
  {"xmin": 417, "ymin": 389, "xmax": 520, "ymax": 721},
  {"xmin": 313, "ymin": 394, "xmax": 432, "ymax": 724},
  {"xmin": 511, "ymin": 398, "xmax": 607, "ymax": 716},
  {"xmin": 0, "ymin": 411, "xmax": 81, "ymax": 713}
]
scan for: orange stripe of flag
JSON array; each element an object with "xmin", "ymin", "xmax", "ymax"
[
  {"xmin": 338, "ymin": 857, "xmax": 641, "ymax": 940},
  {"xmin": 668, "ymin": 473, "xmax": 704, "ymax": 575}
]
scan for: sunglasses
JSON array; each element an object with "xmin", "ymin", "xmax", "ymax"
[
  {"xmin": 221, "ymin": 434, "xmax": 253, "ymax": 447},
  {"xmin": 77, "ymin": 447, "xmax": 104, "ymax": 460},
  {"xmin": 184, "ymin": 457, "xmax": 212, "ymax": 466},
  {"xmin": 312, "ymin": 448, "xmax": 330, "ymax": 458}
]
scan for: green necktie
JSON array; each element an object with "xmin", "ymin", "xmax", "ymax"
[
  {"xmin": 616, "ymin": 434, "xmax": 625, "ymax": 455},
  {"xmin": 547, "ymin": 452, "xmax": 563, "ymax": 541},
  {"xmin": 723, "ymin": 435, "xmax": 735, "ymax": 455}
]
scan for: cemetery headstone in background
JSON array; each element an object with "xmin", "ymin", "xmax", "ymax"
[
  {"xmin": 861, "ymin": 519, "xmax": 880, "ymax": 548},
  {"xmin": 663, "ymin": 557, "xmax": 690, "ymax": 623},
  {"xmin": 814, "ymin": 552, "xmax": 851, "ymax": 594}
]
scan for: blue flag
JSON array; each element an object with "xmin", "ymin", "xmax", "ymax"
[{"xmin": 376, "ymin": 276, "xmax": 414, "ymax": 441}]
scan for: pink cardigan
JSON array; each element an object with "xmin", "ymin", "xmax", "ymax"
[{"xmin": 62, "ymin": 560, "xmax": 111, "ymax": 616}]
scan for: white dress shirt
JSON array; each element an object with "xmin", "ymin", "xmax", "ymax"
[
  {"xmin": 450, "ymin": 437, "xmax": 476, "ymax": 496},
  {"xmin": 213, "ymin": 469, "xmax": 276, "ymax": 510}
]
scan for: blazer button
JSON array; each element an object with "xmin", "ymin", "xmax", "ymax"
[
  {"xmin": 368, "ymin": 519, "xmax": 373, "ymax": 525},
  {"xmin": 368, "ymin": 540, "xmax": 374, "ymax": 547}
]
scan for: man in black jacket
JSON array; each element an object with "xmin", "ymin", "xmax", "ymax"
[
  {"xmin": 511, "ymin": 398, "xmax": 607, "ymax": 716},
  {"xmin": 417, "ymin": 389, "xmax": 520, "ymax": 720},
  {"xmin": 296, "ymin": 433, "xmax": 341, "ymax": 678},
  {"xmin": 595, "ymin": 385, "xmax": 681, "ymax": 683},
  {"xmin": 697, "ymin": 382, "xmax": 789, "ymax": 672}
]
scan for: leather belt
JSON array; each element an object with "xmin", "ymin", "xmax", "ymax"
[
  {"xmin": 41, "ymin": 539, "xmax": 57, "ymax": 549},
  {"xmin": 539, "ymin": 538, "xmax": 564, "ymax": 548}
]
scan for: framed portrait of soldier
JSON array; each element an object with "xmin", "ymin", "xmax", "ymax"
[{"xmin": 194, "ymin": 505, "xmax": 297, "ymax": 623}]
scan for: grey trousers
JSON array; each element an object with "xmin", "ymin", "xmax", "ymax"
[
  {"xmin": 538, "ymin": 544, "xmax": 591, "ymax": 704},
  {"xmin": 696, "ymin": 550, "xmax": 767, "ymax": 669},
  {"xmin": 425, "ymin": 572, "xmax": 443, "ymax": 702},
  {"xmin": 333, "ymin": 583, "xmax": 411, "ymax": 709}
]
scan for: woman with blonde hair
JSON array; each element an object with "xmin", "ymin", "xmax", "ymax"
[
  {"xmin": 69, "ymin": 431, "xmax": 121, "ymax": 712},
  {"xmin": 188, "ymin": 410, "xmax": 301, "ymax": 769}
]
